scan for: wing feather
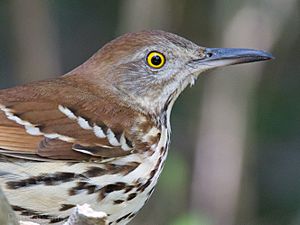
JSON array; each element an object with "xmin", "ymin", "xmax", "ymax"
[{"xmin": 0, "ymin": 80, "xmax": 138, "ymax": 161}]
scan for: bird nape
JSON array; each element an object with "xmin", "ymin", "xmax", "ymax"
[{"xmin": 0, "ymin": 30, "xmax": 273, "ymax": 225}]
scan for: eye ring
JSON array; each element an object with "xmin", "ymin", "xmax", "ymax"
[{"xmin": 147, "ymin": 51, "xmax": 166, "ymax": 69}]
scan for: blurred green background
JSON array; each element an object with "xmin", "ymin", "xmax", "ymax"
[{"xmin": 0, "ymin": 0, "xmax": 299, "ymax": 225}]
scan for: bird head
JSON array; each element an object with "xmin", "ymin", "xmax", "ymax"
[{"xmin": 70, "ymin": 30, "xmax": 273, "ymax": 117}]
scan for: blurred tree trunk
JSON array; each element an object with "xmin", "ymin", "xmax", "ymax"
[
  {"xmin": 9, "ymin": 0, "xmax": 61, "ymax": 84},
  {"xmin": 117, "ymin": 0, "xmax": 179, "ymax": 34},
  {"xmin": 191, "ymin": 1, "xmax": 298, "ymax": 225},
  {"xmin": 117, "ymin": 0, "xmax": 188, "ymax": 37}
]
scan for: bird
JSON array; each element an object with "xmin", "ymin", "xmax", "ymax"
[{"xmin": 0, "ymin": 30, "xmax": 273, "ymax": 225}]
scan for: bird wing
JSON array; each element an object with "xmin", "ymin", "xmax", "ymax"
[{"xmin": 0, "ymin": 79, "xmax": 138, "ymax": 161}]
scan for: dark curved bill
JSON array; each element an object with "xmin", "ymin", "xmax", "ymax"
[{"xmin": 193, "ymin": 47, "xmax": 274, "ymax": 69}]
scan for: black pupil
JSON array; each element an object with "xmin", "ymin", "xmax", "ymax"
[{"xmin": 151, "ymin": 55, "xmax": 162, "ymax": 66}]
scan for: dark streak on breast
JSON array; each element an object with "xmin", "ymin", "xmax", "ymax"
[
  {"xmin": 59, "ymin": 204, "xmax": 76, "ymax": 211},
  {"xmin": 127, "ymin": 192, "xmax": 137, "ymax": 201},
  {"xmin": 114, "ymin": 199, "xmax": 124, "ymax": 204},
  {"xmin": 12, "ymin": 205, "xmax": 67, "ymax": 223},
  {"xmin": 69, "ymin": 181, "xmax": 97, "ymax": 196},
  {"xmin": 116, "ymin": 212, "xmax": 132, "ymax": 223},
  {"xmin": 104, "ymin": 162, "xmax": 140, "ymax": 175},
  {"xmin": 6, "ymin": 172, "xmax": 77, "ymax": 189},
  {"xmin": 98, "ymin": 182, "xmax": 134, "ymax": 201}
]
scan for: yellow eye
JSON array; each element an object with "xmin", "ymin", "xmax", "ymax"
[{"xmin": 147, "ymin": 51, "xmax": 165, "ymax": 69}]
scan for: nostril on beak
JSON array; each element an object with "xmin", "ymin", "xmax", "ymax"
[{"xmin": 206, "ymin": 52, "xmax": 213, "ymax": 58}]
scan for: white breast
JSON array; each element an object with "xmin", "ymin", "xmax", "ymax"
[
  {"xmin": 0, "ymin": 125, "xmax": 170, "ymax": 225},
  {"xmin": 101, "ymin": 125, "xmax": 170, "ymax": 224}
]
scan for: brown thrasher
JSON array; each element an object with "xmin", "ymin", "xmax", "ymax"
[{"xmin": 0, "ymin": 30, "xmax": 272, "ymax": 224}]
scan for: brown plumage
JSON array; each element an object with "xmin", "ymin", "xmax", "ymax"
[
  {"xmin": 0, "ymin": 77, "xmax": 149, "ymax": 160},
  {"xmin": 0, "ymin": 30, "xmax": 273, "ymax": 224}
]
